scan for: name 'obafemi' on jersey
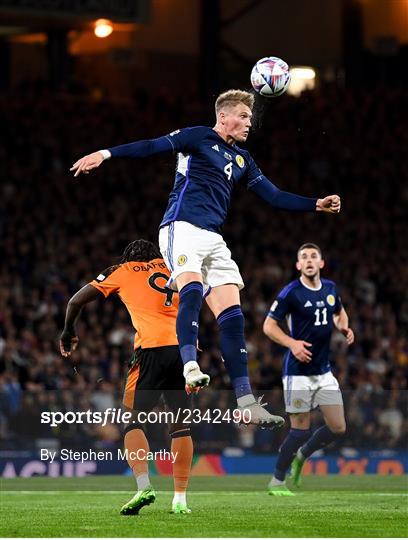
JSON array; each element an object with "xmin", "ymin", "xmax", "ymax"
[{"xmin": 268, "ymin": 278, "xmax": 342, "ymax": 376}]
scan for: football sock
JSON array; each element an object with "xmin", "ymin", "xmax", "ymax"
[
  {"xmin": 217, "ymin": 305, "xmax": 253, "ymax": 400},
  {"xmin": 171, "ymin": 429, "xmax": 193, "ymax": 500},
  {"xmin": 177, "ymin": 281, "xmax": 203, "ymax": 366},
  {"xmin": 236, "ymin": 392, "xmax": 256, "ymax": 407},
  {"xmin": 274, "ymin": 428, "xmax": 311, "ymax": 481},
  {"xmin": 124, "ymin": 428, "xmax": 150, "ymax": 488},
  {"xmin": 299, "ymin": 425, "xmax": 338, "ymax": 459},
  {"xmin": 269, "ymin": 477, "xmax": 285, "ymax": 486},
  {"xmin": 173, "ymin": 491, "xmax": 187, "ymax": 506},
  {"xmin": 135, "ymin": 473, "xmax": 150, "ymax": 491}
]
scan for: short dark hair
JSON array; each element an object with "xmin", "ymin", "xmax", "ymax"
[
  {"xmin": 121, "ymin": 240, "xmax": 162, "ymax": 263},
  {"xmin": 297, "ymin": 243, "xmax": 322, "ymax": 258}
]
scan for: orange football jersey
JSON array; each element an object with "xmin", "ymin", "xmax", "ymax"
[{"xmin": 90, "ymin": 258, "xmax": 178, "ymax": 349}]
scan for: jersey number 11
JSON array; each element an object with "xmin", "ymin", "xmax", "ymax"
[{"xmin": 314, "ymin": 307, "xmax": 328, "ymax": 326}]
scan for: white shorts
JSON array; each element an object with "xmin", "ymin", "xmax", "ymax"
[
  {"xmin": 283, "ymin": 371, "xmax": 343, "ymax": 413},
  {"xmin": 159, "ymin": 221, "xmax": 244, "ymax": 292}
]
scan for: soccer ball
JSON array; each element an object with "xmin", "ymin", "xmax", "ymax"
[{"xmin": 250, "ymin": 56, "xmax": 291, "ymax": 97}]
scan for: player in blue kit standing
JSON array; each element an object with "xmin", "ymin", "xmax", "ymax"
[
  {"xmin": 263, "ymin": 243, "xmax": 354, "ymax": 494},
  {"xmin": 71, "ymin": 90, "xmax": 342, "ymax": 427}
]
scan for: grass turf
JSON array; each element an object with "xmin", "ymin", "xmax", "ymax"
[{"xmin": 1, "ymin": 475, "xmax": 407, "ymax": 537}]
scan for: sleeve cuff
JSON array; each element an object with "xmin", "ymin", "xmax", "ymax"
[
  {"xmin": 89, "ymin": 281, "xmax": 110, "ymax": 298},
  {"xmin": 99, "ymin": 149, "xmax": 111, "ymax": 160}
]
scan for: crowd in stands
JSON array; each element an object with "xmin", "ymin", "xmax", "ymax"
[{"xmin": 0, "ymin": 83, "xmax": 406, "ymax": 454}]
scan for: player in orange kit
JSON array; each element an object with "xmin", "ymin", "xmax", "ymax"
[{"xmin": 60, "ymin": 239, "xmax": 193, "ymax": 515}]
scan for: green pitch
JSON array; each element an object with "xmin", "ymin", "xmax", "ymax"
[{"xmin": 1, "ymin": 475, "xmax": 407, "ymax": 537}]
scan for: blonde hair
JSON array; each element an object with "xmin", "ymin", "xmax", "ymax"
[{"xmin": 215, "ymin": 89, "xmax": 254, "ymax": 115}]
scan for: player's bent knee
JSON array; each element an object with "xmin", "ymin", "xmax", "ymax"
[
  {"xmin": 206, "ymin": 285, "xmax": 241, "ymax": 318},
  {"xmin": 290, "ymin": 413, "xmax": 311, "ymax": 429},
  {"xmin": 169, "ymin": 425, "xmax": 191, "ymax": 438},
  {"xmin": 123, "ymin": 422, "xmax": 146, "ymax": 436},
  {"xmin": 176, "ymin": 272, "xmax": 203, "ymax": 290},
  {"xmin": 329, "ymin": 423, "xmax": 346, "ymax": 435}
]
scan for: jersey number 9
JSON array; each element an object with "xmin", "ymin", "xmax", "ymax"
[{"xmin": 148, "ymin": 272, "xmax": 175, "ymax": 306}]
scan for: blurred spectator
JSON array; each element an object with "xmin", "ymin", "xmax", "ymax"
[{"xmin": 0, "ymin": 84, "xmax": 406, "ymax": 453}]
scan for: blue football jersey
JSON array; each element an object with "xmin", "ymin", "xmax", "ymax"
[
  {"xmin": 159, "ymin": 126, "xmax": 263, "ymax": 233},
  {"xmin": 268, "ymin": 278, "xmax": 342, "ymax": 376}
]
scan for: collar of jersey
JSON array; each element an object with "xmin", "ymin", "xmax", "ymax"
[
  {"xmin": 212, "ymin": 128, "xmax": 238, "ymax": 149},
  {"xmin": 299, "ymin": 276, "xmax": 322, "ymax": 291}
]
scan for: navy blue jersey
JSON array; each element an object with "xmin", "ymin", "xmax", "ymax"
[
  {"xmin": 268, "ymin": 278, "xmax": 342, "ymax": 376},
  {"xmin": 108, "ymin": 125, "xmax": 318, "ymax": 233},
  {"xmin": 160, "ymin": 127, "xmax": 263, "ymax": 232}
]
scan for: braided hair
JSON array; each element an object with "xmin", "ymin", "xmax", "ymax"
[{"xmin": 121, "ymin": 239, "xmax": 162, "ymax": 263}]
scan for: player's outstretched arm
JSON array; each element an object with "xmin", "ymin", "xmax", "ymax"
[
  {"xmin": 333, "ymin": 307, "xmax": 354, "ymax": 345},
  {"xmin": 60, "ymin": 284, "xmax": 102, "ymax": 357},
  {"xmin": 249, "ymin": 177, "xmax": 341, "ymax": 214},
  {"xmin": 70, "ymin": 135, "xmax": 175, "ymax": 177},
  {"xmin": 263, "ymin": 317, "xmax": 312, "ymax": 363}
]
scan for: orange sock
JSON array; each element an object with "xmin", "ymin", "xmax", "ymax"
[
  {"xmin": 171, "ymin": 429, "xmax": 193, "ymax": 495},
  {"xmin": 124, "ymin": 428, "xmax": 149, "ymax": 480}
]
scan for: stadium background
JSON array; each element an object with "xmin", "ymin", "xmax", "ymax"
[{"xmin": 0, "ymin": 0, "xmax": 407, "ymax": 478}]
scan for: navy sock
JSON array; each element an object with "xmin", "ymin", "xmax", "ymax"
[
  {"xmin": 176, "ymin": 281, "xmax": 203, "ymax": 365},
  {"xmin": 274, "ymin": 428, "xmax": 311, "ymax": 481},
  {"xmin": 300, "ymin": 425, "xmax": 339, "ymax": 459},
  {"xmin": 217, "ymin": 305, "xmax": 252, "ymax": 398}
]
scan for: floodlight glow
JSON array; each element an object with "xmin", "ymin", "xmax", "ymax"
[
  {"xmin": 94, "ymin": 19, "xmax": 113, "ymax": 38},
  {"xmin": 287, "ymin": 66, "xmax": 317, "ymax": 96},
  {"xmin": 291, "ymin": 67, "xmax": 316, "ymax": 80}
]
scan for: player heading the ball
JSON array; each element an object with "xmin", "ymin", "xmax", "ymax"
[{"xmin": 71, "ymin": 90, "xmax": 341, "ymax": 428}]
